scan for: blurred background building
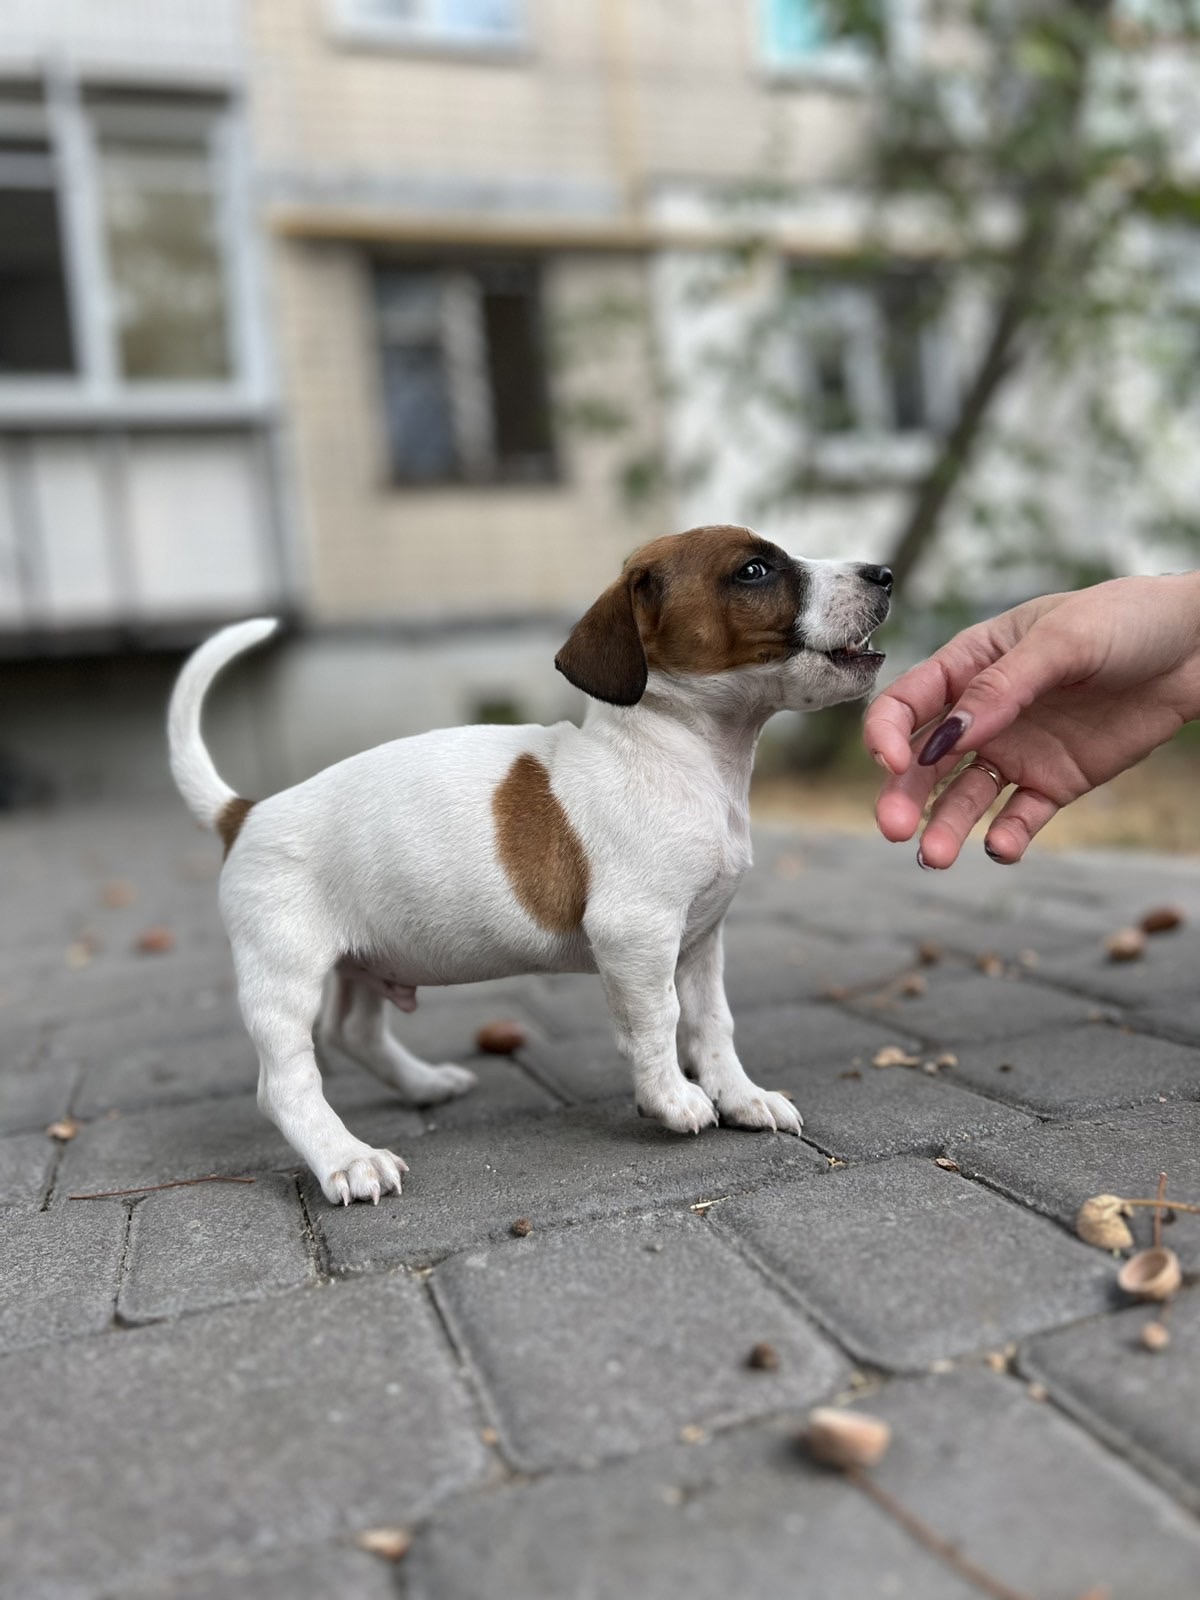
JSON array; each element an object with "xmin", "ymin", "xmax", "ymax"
[{"xmin": 1, "ymin": 1, "xmax": 1198, "ymax": 807}]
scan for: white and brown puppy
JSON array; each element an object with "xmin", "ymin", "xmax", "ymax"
[{"xmin": 168, "ymin": 524, "xmax": 891, "ymax": 1205}]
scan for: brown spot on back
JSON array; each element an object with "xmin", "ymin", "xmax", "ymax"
[
  {"xmin": 217, "ymin": 796, "xmax": 255, "ymax": 858},
  {"xmin": 493, "ymin": 754, "xmax": 589, "ymax": 935}
]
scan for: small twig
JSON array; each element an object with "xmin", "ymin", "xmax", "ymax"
[
  {"xmin": 1117, "ymin": 1197, "xmax": 1200, "ymax": 1215},
  {"xmin": 1153, "ymin": 1171, "xmax": 1168, "ymax": 1251},
  {"xmin": 69, "ymin": 1174, "xmax": 256, "ymax": 1201},
  {"xmin": 848, "ymin": 1468, "xmax": 1034, "ymax": 1600}
]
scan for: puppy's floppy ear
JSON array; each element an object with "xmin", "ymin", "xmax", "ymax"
[{"xmin": 555, "ymin": 567, "xmax": 655, "ymax": 705}]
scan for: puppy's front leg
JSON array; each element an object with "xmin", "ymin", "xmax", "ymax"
[
  {"xmin": 676, "ymin": 923, "xmax": 802, "ymax": 1135},
  {"xmin": 589, "ymin": 914, "xmax": 717, "ymax": 1134}
]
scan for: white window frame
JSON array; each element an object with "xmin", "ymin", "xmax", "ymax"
[
  {"xmin": 0, "ymin": 69, "xmax": 270, "ymax": 426},
  {"xmin": 757, "ymin": 0, "xmax": 924, "ymax": 87},
  {"xmin": 793, "ymin": 267, "xmax": 955, "ymax": 478},
  {"xmin": 329, "ymin": 0, "xmax": 527, "ymax": 56}
]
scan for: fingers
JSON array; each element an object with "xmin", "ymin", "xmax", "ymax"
[
  {"xmin": 864, "ymin": 658, "xmax": 956, "ymax": 776},
  {"xmin": 875, "ymin": 742, "xmax": 961, "ymax": 842},
  {"xmin": 914, "ymin": 624, "xmax": 1085, "ymax": 769},
  {"xmin": 983, "ymin": 788, "xmax": 1061, "ymax": 864},
  {"xmin": 914, "ymin": 763, "xmax": 1007, "ymax": 869}
]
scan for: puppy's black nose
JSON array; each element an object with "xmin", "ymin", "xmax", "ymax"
[{"xmin": 860, "ymin": 564, "xmax": 893, "ymax": 592}]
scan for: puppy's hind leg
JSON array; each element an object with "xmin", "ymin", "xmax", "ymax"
[
  {"xmin": 234, "ymin": 942, "xmax": 408, "ymax": 1206},
  {"xmin": 324, "ymin": 978, "xmax": 477, "ymax": 1107}
]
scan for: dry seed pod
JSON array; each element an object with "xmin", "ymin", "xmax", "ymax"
[
  {"xmin": 804, "ymin": 1406, "xmax": 892, "ymax": 1470},
  {"xmin": 916, "ymin": 940, "xmax": 943, "ymax": 966},
  {"xmin": 1140, "ymin": 905, "xmax": 1184, "ymax": 935},
  {"xmin": 1075, "ymin": 1195, "xmax": 1134, "ymax": 1251},
  {"xmin": 476, "ymin": 1019, "xmax": 527, "ymax": 1054},
  {"xmin": 1104, "ymin": 927, "xmax": 1146, "ymax": 963},
  {"xmin": 872, "ymin": 1045, "xmax": 920, "ymax": 1069},
  {"xmin": 510, "ymin": 1217, "xmax": 533, "ymax": 1237},
  {"xmin": 135, "ymin": 925, "xmax": 176, "ymax": 955},
  {"xmin": 356, "ymin": 1528, "xmax": 412, "ymax": 1561},
  {"xmin": 746, "ymin": 1341, "xmax": 780, "ymax": 1371},
  {"xmin": 1140, "ymin": 1320, "xmax": 1171, "ymax": 1352},
  {"xmin": 897, "ymin": 973, "xmax": 927, "ymax": 998},
  {"xmin": 1117, "ymin": 1247, "xmax": 1182, "ymax": 1302},
  {"xmin": 976, "ymin": 952, "xmax": 1005, "ymax": 977}
]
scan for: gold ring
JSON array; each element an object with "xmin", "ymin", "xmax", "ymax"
[{"xmin": 967, "ymin": 759, "xmax": 1006, "ymax": 797}]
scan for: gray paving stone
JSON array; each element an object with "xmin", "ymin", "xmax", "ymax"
[
  {"xmin": 432, "ymin": 1210, "xmax": 847, "ymax": 1471},
  {"xmin": 1149, "ymin": 996, "xmax": 1200, "ymax": 1047},
  {"xmin": 0, "ymin": 1201, "xmax": 127, "ymax": 1354},
  {"xmin": 118, "ymin": 1175, "xmax": 314, "ymax": 1324},
  {"xmin": 0, "ymin": 1018, "xmax": 47, "ymax": 1079},
  {"xmin": 522, "ymin": 973, "xmax": 618, "ymax": 1037},
  {"xmin": 950, "ymin": 1021, "xmax": 1200, "ymax": 1116},
  {"xmin": 1023, "ymin": 1287, "xmax": 1200, "ymax": 1513},
  {"xmin": 717, "ymin": 1158, "xmax": 1114, "ymax": 1371},
  {"xmin": 419, "ymin": 1056, "xmax": 561, "ymax": 1128},
  {"xmin": 866, "ymin": 1369, "xmax": 1200, "ymax": 1598},
  {"xmin": 408, "ymin": 1414, "xmax": 975, "ymax": 1600},
  {"xmin": 952, "ymin": 1102, "xmax": 1200, "ymax": 1272},
  {"xmin": 72, "ymin": 1024, "xmax": 259, "ymax": 1117},
  {"xmin": 1038, "ymin": 928, "xmax": 1200, "ymax": 1007},
  {"xmin": 0, "ymin": 1274, "xmax": 489, "ymax": 1598},
  {"xmin": 56, "ymin": 1091, "xmax": 425, "ymax": 1197},
  {"xmin": 0, "ymin": 1130, "xmax": 55, "ymax": 1208},
  {"xmin": 373, "ymin": 987, "xmax": 544, "ymax": 1063},
  {"xmin": 120, "ymin": 1544, "xmax": 398, "ymax": 1600},
  {"xmin": 720, "ymin": 926, "xmax": 913, "ymax": 1009},
  {"xmin": 0, "ymin": 1058, "xmax": 79, "ymax": 1134},
  {"xmin": 522, "ymin": 1005, "xmax": 922, "ymax": 1106},
  {"xmin": 845, "ymin": 970, "xmax": 1098, "ymax": 1044},
  {"xmin": 314, "ymin": 1101, "xmax": 825, "ymax": 1272}
]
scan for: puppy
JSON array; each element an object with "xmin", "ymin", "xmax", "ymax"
[{"xmin": 168, "ymin": 524, "xmax": 891, "ymax": 1204}]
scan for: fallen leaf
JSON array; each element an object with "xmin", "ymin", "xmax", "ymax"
[
  {"xmin": 934, "ymin": 1052, "xmax": 958, "ymax": 1069},
  {"xmin": 872, "ymin": 1045, "xmax": 920, "ymax": 1069},
  {"xmin": 135, "ymin": 926, "xmax": 175, "ymax": 955},
  {"xmin": 934, "ymin": 1157, "xmax": 960, "ymax": 1172}
]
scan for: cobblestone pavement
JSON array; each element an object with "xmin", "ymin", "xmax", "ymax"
[{"xmin": 2, "ymin": 803, "xmax": 1200, "ymax": 1599}]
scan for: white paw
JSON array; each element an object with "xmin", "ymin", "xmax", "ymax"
[
  {"xmin": 639, "ymin": 1080, "xmax": 719, "ymax": 1136},
  {"xmin": 715, "ymin": 1086, "xmax": 803, "ymax": 1136},
  {"xmin": 319, "ymin": 1146, "xmax": 408, "ymax": 1206},
  {"xmin": 411, "ymin": 1063, "xmax": 477, "ymax": 1106}
]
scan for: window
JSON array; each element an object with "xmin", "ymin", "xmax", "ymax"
[
  {"xmin": 337, "ymin": 0, "xmax": 523, "ymax": 49},
  {"xmin": 793, "ymin": 267, "xmax": 946, "ymax": 437},
  {"xmin": 761, "ymin": 0, "xmax": 884, "ymax": 69},
  {"xmin": 0, "ymin": 86, "xmax": 74, "ymax": 374},
  {"xmin": 97, "ymin": 120, "xmax": 232, "ymax": 382},
  {"xmin": 375, "ymin": 261, "xmax": 555, "ymax": 485}
]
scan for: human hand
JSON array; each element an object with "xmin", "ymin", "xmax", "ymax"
[{"xmin": 865, "ymin": 573, "xmax": 1200, "ymax": 867}]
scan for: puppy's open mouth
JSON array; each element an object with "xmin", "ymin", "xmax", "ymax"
[{"xmin": 822, "ymin": 635, "xmax": 885, "ymax": 667}]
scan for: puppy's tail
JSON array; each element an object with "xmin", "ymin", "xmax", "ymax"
[{"xmin": 168, "ymin": 617, "xmax": 278, "ymax": 845}]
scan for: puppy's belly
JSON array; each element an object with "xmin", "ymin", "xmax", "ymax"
[{"xmin": 343, "ymin": 929, "xmax": 597, "ymax": 990}]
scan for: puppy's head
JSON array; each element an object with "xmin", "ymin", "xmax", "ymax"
[{"xmin": 555, "ymin": 523, "xmax": 892, "ymax": 713}]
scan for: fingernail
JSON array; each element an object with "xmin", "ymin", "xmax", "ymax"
[
  {"xmin": 917, "ymin": 849, "xmax": 936, "ymax": 872},
  {"xmin": 918, "ymin": 714, "xmax": 970, "ymax": 768},
  {"xmin": 984, "ymin": 841, "xmax": 1011, "ymax": 865},
  {"xmin": 869, "ymin": 748, "xmax": 890, "ymax": 771}
]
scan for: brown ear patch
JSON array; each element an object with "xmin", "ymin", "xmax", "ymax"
[
  {"xmin": 493, "ymin": 754, "xmax": 589, "ymax": 935},
  {"xmin": 217, "ymin": 796, "xmax": 255, "ymax": 858}
]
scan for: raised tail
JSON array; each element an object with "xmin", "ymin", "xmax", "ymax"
[{"xmin": 167, "ymin": 617, "xmax": 279, "ymax": 840}]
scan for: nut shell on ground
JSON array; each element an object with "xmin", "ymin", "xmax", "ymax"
[{"xmin": 803, "ymin": 1407, "xmax": 892, "ymax": 1469}]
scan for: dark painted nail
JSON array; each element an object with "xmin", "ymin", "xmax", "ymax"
[
  {"xmin": 984, "ymin": 841, "xmax": 1011, "ymax": 865},
  {"xmin": 917, "ymin": 849, "xmax": 935, "ymax": 872},
  {"xmin": 918, "ymin": 715, "xmax": 966, "ymax": 768}
]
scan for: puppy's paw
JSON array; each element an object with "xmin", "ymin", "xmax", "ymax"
[
  {"xmin": 411, "ymin": 1063, "xmax": 477, "ymax": 1106},
  {"xmin": 319, "ymin": 1146, "xmax": 408, "ymax": 1206},
  {"xmin": 639, "ymin": 1080, "xmax": 718, "ymax": 1136},
  {"xmin": 717, "ymin": 1087, "xmax": 803, "ymax": 1136}
]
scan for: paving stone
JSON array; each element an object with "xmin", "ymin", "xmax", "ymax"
[
  {"xmin": 408, "ymin": 1414, "xmax": 975, "ymax": 1600},
  {"xmin": 1023, "ymin": 1287, "xmax": 1200, "ymax": 1513},
  {"xmin": 418, "ymin": 1057, "xmax": 561, "ymax": 1129},
  {"xmin": 0, "ymin": 1058, "xmax": 79, "ymax": 1134},
  {"xmin": 71, "ymin": 1025, "xmax": 259, "ymax": 1118},
  {"xmin": 717, "ymin": 1158, "xmax": 1114, "ymax": 1371},
  {"xmin": 432, "ymin": 1210, "xmax": 847, "ymax": 1471},
  {"xmin": 0, "ymin": 1201, "xmax": 127, "ymax": 1354},
  {"xmin": 522, "ymin": 1005, "xmax": 921, "ymax": 1107},
  {"xmin": 121, "ymin": 1544, "xmax": 398, "ymax": 1600},
  {"xmin": 522, "ymin": 973, "xmax": 616, "ymax": 1037},
  {"xmin": 118, "ymin": 1175, "xmax": 314, "ymax": 1324},
  {"xmin": 0, "ymin": 1273, "xmax": 488, "ymax": 1598},
  {"xmin": 720, "ymin": 926, "xmax": 912, "ymax": 1010},
  {"xmin": 371, "ymin": 988, "xmax": 544, "ymax": 1064},
  {"xmin": 0, "ymin": 1018, "xmax": 46, "ymax": 1078},
  {"xmin": 866, "ymin": 1369, "xmax": 1200, "ymax": 1598},
  {"xmin": 0, "ymin": 1130, "xmax": 56, "ymax": 1208},
  {"xmin": 26, "ymin": 952, "xmax": 238, "ymax": 1029},
  {"xmin": 1147, "ymin": 996, "xmax": 1200, "ymax": 1047},
  {"xmin": 56, "ymin": 1091, "xmax": 425, "ymax": 1197},
  {"xmin": 950, "ymin": 1021, "xmax": 1200, "ymax": 1116},
  {"xmin": 845, "ymin": 970, "xmax": 1098, "ymax": 1044},
  {"xmin": 314, "ymin": 1101, "xmax": 825, "ymax": 1272},
  {"xmin": 952, "ymin": 1102, "xmax": 1200, "ymax": 1272},
  {"xmin": 1037, "ymin": 928, "xmax": 1200, "ymax": 1007},
  {"xmin": 912, "ymin": 906, "xmax": 1103, "ymax": 962}
]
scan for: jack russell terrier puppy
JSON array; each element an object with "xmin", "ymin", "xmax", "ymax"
[{"xmin": 168, "ymin": 524, "xmax": 891, "ymax": 1206}]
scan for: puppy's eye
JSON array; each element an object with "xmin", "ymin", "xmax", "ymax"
[{"xmin": 734, "ymin": 559, "xmax": 770, "ymax": 583}]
